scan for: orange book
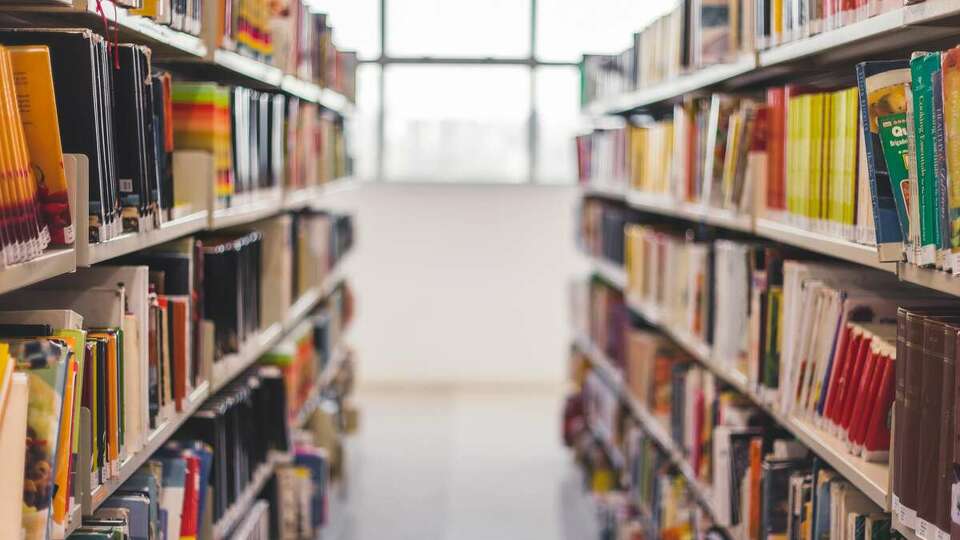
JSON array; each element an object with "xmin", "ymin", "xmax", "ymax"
[
  {"xmin": 52, "ymin": 354, "xmax": 77, "ymax": 533},
  {"xmin": 748, "ymin": 438, "xmax": 763, "ymax": 539},
  {"xmin": 1, "ymin": 47, "xmax": 42, "ymax": 256},
  {"xmin": 8, "ymin": 45, "xmax": 73, "ymax": 245}
]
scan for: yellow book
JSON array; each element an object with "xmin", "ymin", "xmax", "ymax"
[
  {"xmin": 787, "ymin": 95, "xmax": 799, "ymax": 216},
  {"xmin": 810, "ymin": 93, "xmax": 825, "ymax": 221},
  {"xmin": 843, "ymin": 88, "xmax": 860, "ymax": 231},
  {"xmin": 0, "ymin": 343, "xmax": 10, "ymax": 414},
  {"xmin": 9, "ymin": 45, "xmax": 74, "ymax": 246},
  {"xmin": 821, "ymin": 91, "xmax": 833, "ymax": 223},
  {"xmin": 829, "ymin": 89, "xmax": 845, "ymax": 228}
]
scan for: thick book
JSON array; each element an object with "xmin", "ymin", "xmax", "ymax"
[{"xmin": 910, "ymin": 52, "xmax": 942, "ymax": 266}]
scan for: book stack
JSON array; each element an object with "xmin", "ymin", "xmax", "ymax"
[
  {"xmin": 196, "ymin": 231, "xmax": 263, "ymax": 361},
  {"xmin": 754, "ymin": 0, "xmax": 908, "ymax": 50},
  {"xmin": 291, "ymin": 210, "xmax": 354, "ymax": 300},
  {"xmin": 172, "ymin": 83, "xmax": 285, "ymax": 211},
  {"xmin": 567, "ymin": 314, "xmax": 900, "ymax": 539},
  {"xmin": 79, "ymin": 440, "xmax": 213, "ymax": 539},
  {"xmin": 178, "ymin": 366, "xmax": 290, "ymax": 529},
  {"xmin": 0, "ymin": 43, "xmax": 73, "ymax": 266},
  {"xmin": 0, "ymin": 30, "xmax": 213, "ymax": 242},
  {"xmin": 130, "ymin": 0, "xmax": 203, "ymax": 35},
  {"xmin": 285, "ymin": 102, "xmax": 351, "ymax": 191},
  {"xmin": 579, "ymin": 198, "xmax": 629, "ymax": 267},
  {"xmin": 624, "ymin": 225, "xmax": 715, "ymax": 346},
  {"xmin": 575, "ymin": 127, "xmax": 629, "ymax": 193}
]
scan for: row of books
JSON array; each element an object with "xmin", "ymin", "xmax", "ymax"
[
  {"xmin": 129, "ymin": 0, "xmax": 204, "ymax": 37},
  {"xmin": 577, "ymin": 85, "xmax": 876, "ymax": 247},
  {"xmin": 578, "ymin": 199, "xmax": 630, "ymax": 268},
  {"xmin": 214, "ymin": 0, "xmax": 358, "ymax": 100},
  {"xmin": 580, "ymin": 0, "xmax": 920, "ymax": 106},
  {"xmin": 260, "ymin": 282, "xmax": 354, "ymax": 424},
  {"xmin": 565, "ymin": 326, "xmax": 894, "ymax": 539},
  {"xmin": 0, "ymin": 28, "xmax": 353, "ymax": 269},
  {"xmin": 616, "ymin": 221, "xmax": 960, "ymax": 538},
  {"xmin": 0, "ymin": 207, "xmax": 353, "ymax": 539},
  {"xmin": 63, "ymin": 347, "xmax": 353, "ymax": 540}
]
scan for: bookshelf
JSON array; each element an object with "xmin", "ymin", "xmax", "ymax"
[
  {"xmin": 0, "ymin": 248, "xmax": 76, "ymax": 296},
  {"xmin": 585, "ymin": 4, "xmax": 960, "ymax": 116},
  {"xmin": 574, "ymin": 334, "xmax": 723, "ymax": 526},
  {"xmin": 79, "ymin": 210, "xmax": 209, "ymax": 266},
  {"xmin": 212, "ymin": 451, "xmax": 293, "ymax": 540},
  {"xmin": 585, "ymin": 255, "xmax": 891, "ymax": 510},
  {"xmin": 68, "ymin": 249, "xmax": 351, "ymax": 531}
]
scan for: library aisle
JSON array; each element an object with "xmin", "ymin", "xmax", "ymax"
[{"xmin": 332, "ymin": 386, "xmax": 599, "ymax": 540}]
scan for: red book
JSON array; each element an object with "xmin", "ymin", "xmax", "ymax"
[
  {"xmin": 839, "ymin": 333, "xmax": 874, "ymax": 432},
  {"xmin": 862, "ymin": 354, "xmax": 895, "ymax": 458},
  {"xmin": 848, "ymin": 345, "xmax": 883, "ymax": 446},
  {"xmin": 180, "ymin": 453, "xmax": 201, "ymax": 538},
  {"xmin": 829, "ymin": 329, "xmax": 864, "ymax": 426},
  {"xmin": 822, "ymin": 323, "xmax": 853, "ymax": 423}
]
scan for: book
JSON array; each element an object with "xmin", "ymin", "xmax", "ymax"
[{"xmin": 856, "ymin": 59, "xmax": 911, "ymax": 261}]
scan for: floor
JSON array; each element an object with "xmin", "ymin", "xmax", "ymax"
[{"xmin": 328, "ymin": 385, "xmax": 600, "ymax": 540}]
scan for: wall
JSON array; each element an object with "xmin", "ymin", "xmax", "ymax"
[{"xmin": 325, "ymin": 182, "xmax": 586, "ymax": 387}]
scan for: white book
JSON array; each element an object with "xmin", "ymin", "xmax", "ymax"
[{"xmin": 0, "ymin": 373, "xmax": 28, "ymax": 539}]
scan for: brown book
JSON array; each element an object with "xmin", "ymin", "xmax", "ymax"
[
  {"xmin": 895, "ymin": 307, "xmax": 907, "ymax": 518},
  {"xmin": 937, "ymin": 321, "xmax": 960, "ymax": 535},
  {"xmin": 918, "ymin": 317, "xmax": 960, "ymax": 534},
  {"xmin": 624, "ymin": 330, "xmax": 658, "ymax": 406},
  {"xmin": 902, "ymin": 310, "xmax": 929, "ymax": 522},
  {"xmin": 168, "ymin": 296, "xmax": 191, "ymax": 411}
]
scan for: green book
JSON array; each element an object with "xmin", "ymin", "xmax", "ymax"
[
  {"xmin": 877, "ymin": 113, "xmax": 911, "ymax": 240},
  {"xmin": 911, "ymin": 51, "xmax": 942, "ymax": 265}
]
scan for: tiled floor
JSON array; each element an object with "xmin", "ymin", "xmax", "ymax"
[{"xmin": 327, "ymin": 386, "xmax": 599, "ymax": 540}]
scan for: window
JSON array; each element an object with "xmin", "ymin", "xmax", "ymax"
[
  {"xmin": 386, "ymin": 0, "xmax": 530, "ymax": 58},
  {"xmin": 328, "ymin": 0, "xmax": 672, "ymax": 183},
  {"xmin": 383, "ymin": 66, "xmax": 530, "ymax": 183}
]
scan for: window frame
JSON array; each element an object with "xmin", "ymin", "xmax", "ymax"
[{"xmin": 361, "ymin": 0, "xmax": 580, "ymax": 184}]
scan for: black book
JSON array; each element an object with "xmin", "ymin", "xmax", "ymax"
[
  {"xmin": 112, "ymin": 45, "xmax": 151, "ymax": 230},
  {"xmin": 0, "ymin": 28, "xmax": 118, "ymax": 240}
]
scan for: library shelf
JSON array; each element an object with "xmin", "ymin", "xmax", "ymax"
[
  {"xmin": 280, "ymin": 74, "xmax": 323, "ymax": 103},
  {"xmin": 596, "ymin": 54, "xmax": 757, "ymax": 115},
  {"xmin": 753, "ymin": 218, "xmax": 896, "ymax": 273},
  {"xmin": 580, "ymin": 180, "xmax": 627, "ymax": 201},
  {"xmin": 211, "ymin": 48, "xmax": 285, "ymax": 87},
  {"xmin": 207, "ymin": 189, "xmax": 284, "ymax": 230},
  {"xmin": 320, "ymin": 88, "xmax": 354, "ymax": 116},
  {"xmin": 0, "ymin": 247, "xmax": 76, "ymax": 296},
  {"xmin": 210, "ymin": 254, "xmax": 349, "ymax": 394},
  {"xmin": 574, "ymin": 334, "xmax": 722, "ymax": 524},
  {"xmin": 79, "ymin": 210, "xmax": 208, "ymax": 266},
  {"xmin": 621, "ymin": 294, "xmax": 891, "ymax": 511},
  {"xmin": 590, "ymin": 255, "xmax": 628, "ymax": 290},
  {"xmin": 756, "ymin": 7, "xmax": 906, "ymax": 67},
  {"xmin": 897, "ymin": 262, "xmax": 960, "ymax": 297},
  {"xmin": 213, "ymin": 450, "xmax": 293, "ymax": 540},
  {"xmin": 294, "ymin": 345, "xmax": 349, "ymax": 428},
  {"xmin": 83, "ymin": 381, "xmax": 211, "ymax": 514},
  {"xmin": 583, "ymin": 4, "xmax": 960, "ymax": 116},
  {"xmin": 0, "ymin": 0, "xmax": 207, "ymax": 60},
  {"xmin": 627, "ymin": 191, "xmax": 754, "ymax": 233}
]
